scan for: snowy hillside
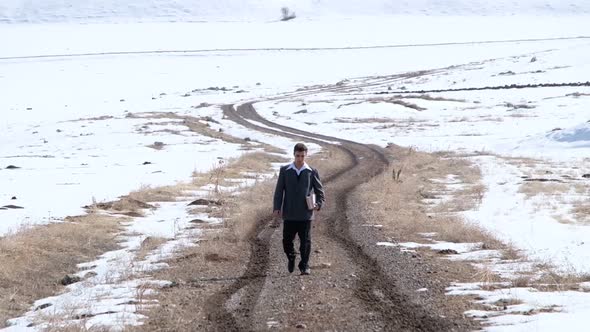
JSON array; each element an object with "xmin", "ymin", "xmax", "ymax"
[{"xmin": 1, "ymin": 0, "xmax": 590, "ymax": 23}]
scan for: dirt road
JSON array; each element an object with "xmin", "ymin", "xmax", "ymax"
[{"xmin": 203, "ymin": 103, "xmax": 476, "ymax": 331}]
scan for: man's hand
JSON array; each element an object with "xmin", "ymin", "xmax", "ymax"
[{"xmin": 273, "ymin": 210, "xmax": 282, "ymax": 219}]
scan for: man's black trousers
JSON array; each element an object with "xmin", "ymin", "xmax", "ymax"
[{"xmin": 282, "ymin": 220, "xmax": 312, "ymax": 270}]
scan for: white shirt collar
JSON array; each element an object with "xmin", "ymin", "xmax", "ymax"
[{"xmin": 286, "ymin": 162, "xmax": 312, "ymax": 175}]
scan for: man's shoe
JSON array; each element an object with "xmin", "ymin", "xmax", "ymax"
[
  {"xmin": 300, "ymin": 268, "xmax": 311, "ymax": 275},
  {"xmin": 288, "ymin": 257, "xmax": 296, "ymax": 273}
]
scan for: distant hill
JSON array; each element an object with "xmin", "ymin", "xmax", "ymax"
[{"xmin": 1, "ymin": 0, "xmax": 589, "ymax": 23}]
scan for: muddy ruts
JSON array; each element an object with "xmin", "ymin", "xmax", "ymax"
[{"xmin": 206, "ymin": 103, "xmax": 459, "ymax": 331}]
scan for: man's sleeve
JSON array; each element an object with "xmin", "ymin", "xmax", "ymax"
[
  {"xmin": 273, "ymin": 167, "xmax": 286, "ymax": 211},
  {"xmin": 312, "ymin": 169, "xmax": 325, "ymax": 209}
]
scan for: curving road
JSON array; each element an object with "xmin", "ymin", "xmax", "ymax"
[{"xmin": 204, "ymin": 103, "xmax": 476, "ymax": 331}]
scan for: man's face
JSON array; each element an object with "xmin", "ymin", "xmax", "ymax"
[{"xmin": 294, "ymin": 150, "xmax": 307, "ymax": 166}]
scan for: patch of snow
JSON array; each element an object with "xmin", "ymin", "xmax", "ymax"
[
  {"xmin": 446, "ymin": 250, "xmax": 503, "ymax": 261},
  {"xmin": 376, "ymin": 242, "xmax": 396, "ymax": 247},
  {"xmin": 398, "ymin": 241, "xmax": 482, "ymax": 253},
  {"xmin": 463, "ymin": 156, "xmax": 590, "ymax": 274},
  {"xmin": 4, "ymin": 200, "xmax": 205, "ymax": 330},
  {"xmin": 418, "ymin": 232, "xmax": 438, "ymax": 238},
  {"xmin": 447, "ymin": 283, "xmax": 590, "ymax": 332},
  {"xmin": 548, "ymin": 122, "xmax": 590, "ymax": 143}
]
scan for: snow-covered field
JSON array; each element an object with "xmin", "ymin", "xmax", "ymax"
[
  {"xmin": 1, "ymin": 0, "xmax": 589, "ymax": 23},
  {"xmin": 2, "ymin": 0, "xmax": 590, "ymax": 330}
]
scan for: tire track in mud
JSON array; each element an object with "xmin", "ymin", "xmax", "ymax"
[
  {"xmin": 206, "ymin": 103, "xmax": 465, "ymax": 331},
  {"xmin": 204, "ymin": 105, "xmax": 356, "ymax": 331}
]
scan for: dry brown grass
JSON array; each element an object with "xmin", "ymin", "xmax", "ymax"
[
  {"xmin": 130, "ymin": 236, "xmax": 249, "ymax": 332},
  {"xmin": 188, "ymin": 151, "xmax": 292, "ymax": 240},
  {"xmin": 69, "ymin": 115, "xmax": 115, "ymax": 122},
  {"xmin": 503, "ymin": 156, "xmax": 544, "ymax": 168},
  {"xmin": 0, "ymin": 214, "xmax": 124, "ymax": 327},
  {"xmin": 86, "ymin": 197, "xmax": 156, "ymax": 217},
  {"xmin": 146, "ymin": 141, "xmax": 166, "ymax": 150},
  {"xmin": 222, "ymin": 152, "xmax": 288, "ymax": 178},
  {"xmin": 353, "ymin": 146, "xmax": 504, "ymax": 248},
  {"xmin": 448, "ymin": 117, "xmax": 470, "ymax": 123},
  {"xmin": 183, "ymin": 118, "xmax": 247, "ymax": 145},
  {"xmin": 511, "ymin": 274, "xmax": 536, "ymax": 288},
  {"xmin": 127, "ymin": 111, "xmax": 284, "ymax": 154},
  {"xmin": 392, "ymin": 94, "xmax": 467, "ymax": 103},
  {"xmin": 475, "ymin": 265, "xmax": 503, "ymax": 290},
  {"xmin": 432, "ymin": 216, "xmax": 502, "ymax": 248},
  {"xmin": 385, "ymin": 99, "xmax": 426, "ymax": 111},
  {"xmin": 334, "ymin": 117, "xmax": 394, "ymax": 124},
  {"xmin": 500, "ymin": 244, "xmax": 522, "ymax": 261},
  {"xmin": 45, "ymin": 325, "xmax": 111, "ymax": 332},
  {"xmin": 447, "ymin": 115, "xmax": 501, "ymax": 124},
  {"xmin": 506, "ymin": 113, "xmax": 537, "ymax": 118},
  {"xmin": 554, "ymin": 215, "xmax": 575, "ymax": 224},
  {"xmin": 573, "ymin": 183, "xmax": 588, "ymax": 195},
  {"xmin": 192, "ymin": 152, "xmax": 289, "ymax": 193},
  {"xmin": 570, "ymin": 199, "xmax": 590, "ymax": 223},
  {"xmin": 136, "ymin": 237, "xmax": 168, "ymax": 261},
  {"xmin": 337, "ymin": 97, "xmax": 428, "ymax": 112},
  {"xmin": 128, "ymin": 184, "xmax": 192, "ymax": 203},
  {"xmin": 351, "ymin": 146, "xmax": 590, "ymax": 313},
  {"xmin": 218, "ymin": 180, "xmax": 276, "ymax": 242},
  {"xmin": 491, "ymin": 297, "xmax": 524, "ymax": 308},
  {"xmin": 518, "ymin": 181, "xmax": 570, "ymax": 198},
  {"xmin": 536, "ymin": 270, "xmax": 590, "ymax": 291}
]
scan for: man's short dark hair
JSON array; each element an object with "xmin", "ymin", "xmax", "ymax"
[{"xmin": 294, "ymin": 143, "xmax": 308, "ymax": 153}]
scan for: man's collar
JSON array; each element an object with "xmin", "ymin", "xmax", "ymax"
[{"xmin": 287, "ymin": 162, "xmax": 312, "ymax": 172}]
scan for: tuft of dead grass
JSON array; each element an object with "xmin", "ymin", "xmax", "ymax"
[
  {"xmin": 506, "ymin": 113, "xmax": 536, "ymax": 118},
  {"xmin": 518, "ymin": 181, "xmax": 570, "ymax": 198},
  {"xmin": 474, "ymin": 265, "xmax": 503, "ymax": 291},
  {"xmin": 217, "ymin": 180, "xmax": 276, "ymax": 242},
  {"xmin": 136, "ymin": 237, "xmax": 168, "ymax": 261},
  {"xmin": 86, "ymin": 196, "xmax": 156, "ymax": 217},
  {"xmin": 391, "ymin": 94, "xmax": 467, "ymax": 103},
  {"xmin": 0, "ymin": 214, "xmax": 124, "ymax": 327},
  {"xmin": 378, "ymin": 98, "xmax": 426, "ymax": 111},
  {"xmin": 536, "ymin": 270, "xmax": 590, "ymax": 291},
  {"xmin": 572, "ymin": 201, "xmax": 590, "ymax": 223},
  {"xmin": 491, "ymin": 298, "xmax": 524, "ymax": 308},
  {"xmin": 128, "ymin": 185, "xmax": 192, "ymax": 203},
  {"xmin": 511, "ymin": 275, "xmax": 535, "ymax": 288},
  {"xmin": 334, "ymin": 117, "xmax": 394, "ymax": 124},
  {"xmin": 192, "ymin": 152, "xmax": 289, "ymax": 193},
  {"xmin": 222, "ymin": 152, "xmax": 288, "ymax": 179},
  {"xmin": 431, "ymin": 216, "xmax": 502, "ymax": 248},
  {"xmin": 147, "ymin": 141, "xmax": 166, "ymax": 150}
]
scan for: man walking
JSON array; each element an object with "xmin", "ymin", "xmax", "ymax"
[{"xmin": 273, "ymin": 143, "xmax": 325, "ymax": 275}]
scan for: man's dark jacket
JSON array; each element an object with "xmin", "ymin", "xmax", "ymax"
[{"xmin": 273, "ymin": 164, "xmax": 325, "ymax": 221}]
